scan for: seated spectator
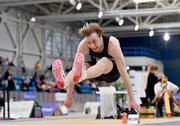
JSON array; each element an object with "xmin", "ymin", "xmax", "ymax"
[
  {"xmin": 3, "ymin": 69, "xmax": 11, "ymax": 81},
  {"xmin": 153, "ymin": 74, "xmax": 179, "ymax": 117},
  {"xmin": 37, "ymin": 74, "xmax": 54, "ymax": 92},
  {"xmin": 83, "ymin": 80, "xmax": 92, "ymax": 86},
  {"xmin": 21, "ymin": 73, "xmax": 30, "ymax": 91}
]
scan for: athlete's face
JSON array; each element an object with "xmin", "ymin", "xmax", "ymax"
[{"xmin": 85, "ymin": 32, "xmax": 103, "ymax": 53}]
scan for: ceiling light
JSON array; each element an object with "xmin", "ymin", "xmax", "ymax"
[
  {"xmin": 97, "ymin": 10, "xmax": 103, "ymax": 19},
  {"xmin": 134, "ymin": 24, "xmax": 139, "ymax": 31},
  {"xmin": 76, "ymin": 2, "xmax": 82, "ymax": 10},
  {"xmin": 119, "ymin": 19, "xmax": 124, "ymax": 26},
  {"xmin": 69, "ymin": 0, "xmax": 76, "ymax": 5},
  {"xmin": 163, "ymin": 32, "xmax": 170, "ymax": 41},
  {"xmin": 30, "ymin": 17, "xmax": 36, "ymax": 22},
  {"xmin": 149, "ymin": 30, "xmax": 154, "ymax": 37}
]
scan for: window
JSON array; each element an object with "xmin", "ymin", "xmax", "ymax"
[
  {"xmin": 46, "ymin": 30, "xmax": 53, "ymax": 55},
  {"xmin": 54, "ymin": 32, "xmax": 64, "ymax": 57},
  {"xmin": 67, "ymin": 35, "xmax": 79, "ymax": 59},
  {"xmin": 45, "ymin": 29, "xmax": 64, "ymax": 57}
]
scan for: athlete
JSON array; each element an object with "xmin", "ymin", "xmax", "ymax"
[{"xmin": 52, "ymin": 22, "xmax": 142, "ymax": 113}]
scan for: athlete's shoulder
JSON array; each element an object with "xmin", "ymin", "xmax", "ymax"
[
  {"xmin": 109, "ymin": 35, "xmax": 119, "ymax": 42},
  {"xmin": 107, "ymin": 36, "xmax": 121, "ymax": 57},
  {"xmin": 109, "ymin": 36, "xmax": 120, "ymax": 47}
]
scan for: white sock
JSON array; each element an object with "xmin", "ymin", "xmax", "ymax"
[
  {"xmin": 79, "ymin": 64, "xmax": 87, "ymax": 82},
  {"xmin": 64, "ymin": 78, "xmax": 70, "ymax": 89},
  {"xmin": 80, "ymin": 70, "xmax": 87, "ymax": 82},
  {"xmin": 64, "ymin": 70, "xmax": 87, "ymax": 89}
]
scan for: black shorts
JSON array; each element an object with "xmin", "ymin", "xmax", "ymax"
[{"xmin": 88, "ymin": 59, "xmax": 120, "ymax": 83}]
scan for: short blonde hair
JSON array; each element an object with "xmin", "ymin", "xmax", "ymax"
[{"xmin": 79, "ymin": 22, "xmax": 103, "ymax": 38}]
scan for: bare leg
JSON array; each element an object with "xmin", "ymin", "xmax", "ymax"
[
  {"xmin": 66, "ymin": 57, "xmax": 113, "ymax": 87},
  {"xmin": 86, "ymin": 57, "xmax": 113, "ymax": 79},
  {"xmin": 65, "ymin": 57, "xmax": 113, "ymax": 108}
]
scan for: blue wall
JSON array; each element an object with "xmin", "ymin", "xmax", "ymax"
[{"xmin": 119, "ymin": 35, "xmax": 180, "ymax": 86}]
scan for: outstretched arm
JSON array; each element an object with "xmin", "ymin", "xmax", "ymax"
[{"xmin": 108, "ymin": 36, "xmax": 142, "ymax": 113}]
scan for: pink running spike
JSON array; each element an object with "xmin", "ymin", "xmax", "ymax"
[
  {"xmin": 73, "ymin": 53, "xmax": 84, "ymax": 83},
  {"xmin": 52, "ymin": 59, "xmax": 65, "ymax": 89}
]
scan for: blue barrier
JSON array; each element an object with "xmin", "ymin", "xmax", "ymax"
[
  {"xmin": 78, "ymin": 85, "xmax": 93, "ymax": 94},
  {"xmin": 122, "ymin": 47, "xmax": 161, "ymax": 60},
  {"xmin": 13, "ymin": 76, "xmax": 24, "ymax": 90}
]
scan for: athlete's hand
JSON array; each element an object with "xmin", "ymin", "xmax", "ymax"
[
  {"xmin": 64, "ymin": 93, "xmax": 73, "ymax": 108},
  {"xmin": 129, "ymin": 97, "xmax": 142, "ymax": 113}
]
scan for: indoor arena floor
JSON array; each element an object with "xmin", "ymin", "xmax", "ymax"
[{"xmin": 1, "ymin": 113, "xmax": 180, "ymax": 126}]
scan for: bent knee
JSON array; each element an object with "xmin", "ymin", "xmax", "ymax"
[
  {"xmin": 98, "ymin": 57, "xmax": 112, "ymax": 66},
  {"xmin": 97, "ymin": 57, "xmax": 113, "ymax": 73},
  {"xmin": 98, "ymin": 57, "xmax": 109, "ymax": 63}
]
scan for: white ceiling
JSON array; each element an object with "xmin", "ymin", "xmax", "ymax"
[{"xmin": 0, "ymin": 0, "xmax": 180, "ymax": 37}]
